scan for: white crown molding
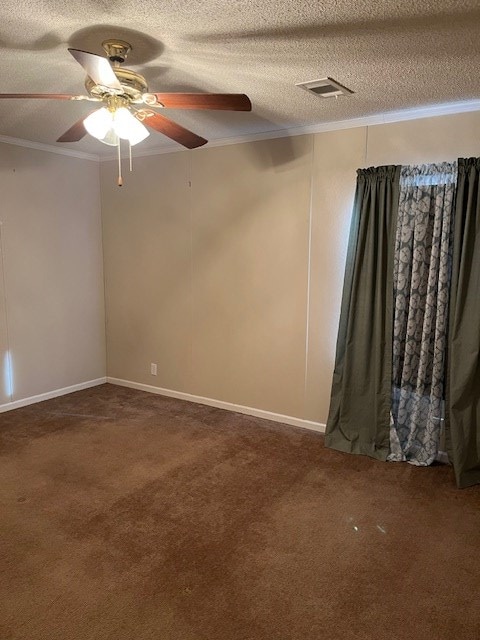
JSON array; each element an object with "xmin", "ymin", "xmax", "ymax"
[
  {"xmin": 0, "ymin": 377, "xmax": 106, "ymax": 413},
  {"xmin": 0, "ymin": 134, "xmax": 99, "ymax": 162},
  {"xmin": 99, "ymin": 99, "xmax": 480, "ymax": 162},
  {"xmin": 98, "ymin": 141, "xmax": 182, "ymax": 160},
  {"xmin": 2, "ymin": 99, "xmax": 480, "ymax": 163},
  {"xmin": 107, "ymin": 377, "xmax": 326, "ymax": 434}
]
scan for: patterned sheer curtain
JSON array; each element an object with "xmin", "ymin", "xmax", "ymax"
[{"xmin": 389, "ymin": 163, "xmax": 457, "ymax": 465}]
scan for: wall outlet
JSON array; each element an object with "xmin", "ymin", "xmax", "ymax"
[{"xmin": 150, "ymin": 363, "xmax": 157, "ymax": 376}]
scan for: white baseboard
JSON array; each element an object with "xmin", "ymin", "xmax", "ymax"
[
  {"xmin": 107, "ymin": 377, "xmax": 326, "ymax": 434},
  {"xmin": 0, "ymin": 377, "xmax": 107, "ymax": 413},
  {"xmin": 2, "ymin": 375, "xmax": 449, "ymax": 462}
]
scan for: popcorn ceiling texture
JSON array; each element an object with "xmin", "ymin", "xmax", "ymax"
[{"xmin": 0, "ymin": 0, "xmax": 479, "ymax": 155}]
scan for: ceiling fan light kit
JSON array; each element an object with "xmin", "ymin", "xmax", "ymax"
[
  {"xmin": 83, "ymin": 102, "xmax": 150, "ymax": 146},
  {"xmin": 0, "ymin": 38, "xmax": 252, "ymax": 186}
]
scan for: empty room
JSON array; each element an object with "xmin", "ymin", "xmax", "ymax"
[{"xmin": 1, "ymin": 2, "xmax": 479, "ymax": 639}]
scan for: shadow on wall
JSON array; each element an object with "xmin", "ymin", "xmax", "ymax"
[
  {"xmin": 244, "ymin": 133, "xmax": 301, "ymax": 172},
  {"xmin": 121, "ymin": 68, "xmax": 301, "ymax": 171}
]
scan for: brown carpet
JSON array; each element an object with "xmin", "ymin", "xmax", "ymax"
[{"xmin": 1, "ymin": 384, "xmax": 479, "ymax": 640}]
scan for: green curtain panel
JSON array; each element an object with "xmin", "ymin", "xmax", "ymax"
[
  {"xmin": 447, "ymin": 157, "xmax": 480, "ymax": 488},
  {"xmin": 325, "ymin": 165, "xmax": 401, "ymax": 460}
]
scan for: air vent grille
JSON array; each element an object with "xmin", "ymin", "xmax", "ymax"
[{"xmin": 296, "ymin": 77, "xmax": 354, "ymax": 98}]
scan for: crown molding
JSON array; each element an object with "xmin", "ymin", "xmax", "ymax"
[
  {"xmin": 99, "ymin": 99, "xmax": 480, "ymax": 162},
  {"xmin": 2, "ymin": 99, "xmax": 480, "ymax": 163},
  {"xmin": 0, "ymin": 134, "xmax": 99, "ymax": 161}
]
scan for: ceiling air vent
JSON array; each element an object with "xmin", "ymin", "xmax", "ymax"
[{"xmin": 296, "ymin": 77, "xmax": 354, "ymax": 98}]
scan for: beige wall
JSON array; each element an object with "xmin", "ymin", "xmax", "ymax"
[
  {"xmin": 305, "ymin": 111, "xmax": 480, "ymax": 422},
  {"xmin": 101, "ymin": 110, "xmax": 480, "ymax": 424},
  {"xmin": 0, "ymin": 227, "xmax": 9, "ymax": 405},
  {"xmin": 304, "ymin": 127, "xmax": 366, "ymax": 422},
  {"xmin": 0, "ymin": 143, "xmax": 106, "ymax": 406},
  {"xmin": 102, "ymin": 136, "xmax": 312, "ymax": 418}
]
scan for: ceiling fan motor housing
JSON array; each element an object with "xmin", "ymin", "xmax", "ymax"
[
  {"xmin": 102, "ymin": 39, "xmax": 132, "ymax": 64},
  {"xmin": 85, "ymin": 58, "xmax": 149, "ymax": 103},
  {"xmin": 82, "ymin": 40, "xmax": 149, "ymax": 102}
]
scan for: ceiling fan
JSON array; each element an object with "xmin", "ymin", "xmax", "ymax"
[{"xmin": 0, "ymin": 39, "xmax": 252, "ymax": 181}]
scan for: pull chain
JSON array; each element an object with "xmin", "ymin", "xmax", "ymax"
[
  {"xmin": 117, "ymin": 138, "xmax": 123, "ymax": 187},
  {"xmin": 129, "ymin": 140, "xmax": 133, "ymax": 172}
]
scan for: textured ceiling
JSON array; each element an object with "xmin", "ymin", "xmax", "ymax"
[{"xmin": 1, "ymin": 0, "xmax": 480, "ymax": 156}]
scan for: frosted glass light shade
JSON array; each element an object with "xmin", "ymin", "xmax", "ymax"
[
  {"xmin": 84, "ymin": 106, "xmax": 150, "ymax": 146},
  {"xmin": 99, "ymin": 128, "xmax": 120, "ymax": 146},
  {"xmin": 113, "ymin": 108, "xmax": 149, "ymax": 145},
  {"xmin": 84, "ymin": 108, "xmax": 113, "ymax": 139}
]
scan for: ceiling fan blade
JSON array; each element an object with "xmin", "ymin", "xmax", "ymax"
[
  {"xmin": 0, "ymin": 93, "xmax": 77, "ymax": 100},
  {"xmin": 57, "ymin": 116, "xmax": 88, "ymax": 143},
  {"xmin": 139, "ymin": 111, "xmax": 207, "ymax": 149},
  {"xmin": 152, "ymin": 93, "xmax": 252, "ymax": 111},
  {"xmin": 68, "ymin": 48, "xmax": 122, "ymax": 91}
]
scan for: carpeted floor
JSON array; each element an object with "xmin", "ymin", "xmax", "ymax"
[{"xmin": 1, "ymin": 384, "xmax": 479, "ymax": 640}]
